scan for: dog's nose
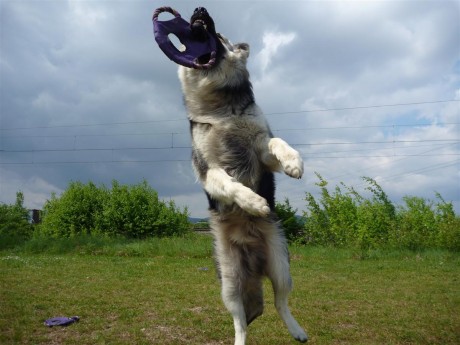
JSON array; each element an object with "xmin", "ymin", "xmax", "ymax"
[{"xmin": 194, "ymin": 7, "xmax": 208, "ymax": 15}]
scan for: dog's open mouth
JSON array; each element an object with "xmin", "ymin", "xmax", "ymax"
[
  {"xmin": 189, "ymin": 7, "xmax": 217, "ymax": 64},
  {"xmin": 190, "ymin": 7, "xmax": 214, "ymax": 42},
  {"xmin": 192, "ymin": 19, "xmax": 208, "ymax": 31}
]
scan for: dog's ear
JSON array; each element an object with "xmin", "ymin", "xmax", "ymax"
[{"xmin": 234, "ymin": 43, "xmax": 250, "ymax": 59}]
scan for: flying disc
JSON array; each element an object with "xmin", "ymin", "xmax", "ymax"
[
  {"xmin": 152, "ymin": 6, "xmax": 217, "ymax": 69},
  {"xmin": 44, "ymin": 316, "xmax": 80, "ymax": 327}
]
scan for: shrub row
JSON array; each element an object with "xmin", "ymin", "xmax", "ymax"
[
  {"xmin": 1, "ymin": 176, "xmax": 458, "ymax": 251},
  {"xmin": 39, "ymin": 180, "xmax": 190, "ymax": 238},
  {"xmin": 299, "ymin": 173, "xmax": 459, "ymax": 251}
]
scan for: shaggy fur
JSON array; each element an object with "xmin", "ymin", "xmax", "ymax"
[{"xmin": 178, "ymin": 7, "xmax": 308, "ymax": 345}]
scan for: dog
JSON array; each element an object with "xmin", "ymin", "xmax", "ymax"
[{"xmin": 178, "ymin": 7, "xmax": 308, "ymax": 345}]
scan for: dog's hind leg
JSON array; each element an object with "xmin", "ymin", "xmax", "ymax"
[
  {"xmin": 266, "ymin": 227, "xmax": 308, "ymax": 343},
  {"xmin": 219, "ymin": 260, "xmax": 250, "ymax": 345},
  {"xmin": 222, "ymin": 283, "xmax": 247, "ymax": 345},
  {"xmin": 221, "ymin": 268, "xmax": 263, "ymax": 345},
  {"xmin": 214, "ymin": 230, "xmax": 248, "ymax": 345}
]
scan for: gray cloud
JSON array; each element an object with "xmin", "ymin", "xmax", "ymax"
[{"xmin": 1, "ymin": 1, "xmax": 459, "ymax": 217}]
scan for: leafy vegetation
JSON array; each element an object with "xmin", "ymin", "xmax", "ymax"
[
  {"xmin": 1, "ymin": 175, "xmax": 458, "ymax": 251},
  {"xmin": 274, "ymin": 198, "xmax": 304, "ymax": 242},
  {"xmin": 39, "ymin": 180, "xmax": 190, "ymax": 238},
  {"xmin": 0, "ymin": 192, "xmax": 33, "ymax": 250},
  {"xmin": 301, "ymin": 173, "xmax": 459, "ymax": 251}
]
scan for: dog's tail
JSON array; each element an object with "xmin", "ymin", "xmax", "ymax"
[{"xmin": 242, "ymin": 275, "xmax": 264, "ymax": 324}]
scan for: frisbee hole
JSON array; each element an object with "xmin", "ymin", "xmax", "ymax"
[
  {"xmin": 158, "ymin": 12, "xmax": 175, "ymax": 21},
  {"xmin": 168, "ymin": 34, "xmax": 186, "ymax": 52}
]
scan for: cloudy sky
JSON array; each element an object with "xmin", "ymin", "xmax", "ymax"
[{"xmin": 1, "ymin": 0, "xmax": 459, "ymax": 218}]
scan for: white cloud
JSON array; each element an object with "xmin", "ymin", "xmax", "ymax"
[
  {"xmin": 256, "ymin": 31, "xmax": 296, "ymax": 73},
  {"xmin": 0, "ymin": 169, "xmax": 62, "ymax": 209},
  {"xmin": 68, "ymin": 0, "xmax": 108, "ymax": 27}
]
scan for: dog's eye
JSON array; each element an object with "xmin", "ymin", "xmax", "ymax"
[{"xmin": 194, "ymin": 7, "xmax": 208, "ymax": 15}]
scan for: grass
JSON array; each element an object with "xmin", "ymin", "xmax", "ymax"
[{"xmin": 1, "ymin": 234, "xmax": 459, "ymax": 344}]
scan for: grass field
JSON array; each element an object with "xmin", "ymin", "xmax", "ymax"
[{"xmin": 1, "ymin": 234, "xmax": 459, "ymax": 344}]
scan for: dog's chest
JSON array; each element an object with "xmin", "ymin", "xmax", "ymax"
[{"xmin": 212, "ymin": 118, "xmax": 264, "ymax": 154}]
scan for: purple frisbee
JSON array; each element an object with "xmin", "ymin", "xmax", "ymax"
[
  {"xmin": 44, "ymin": 316, "xmax": 80, "ymax": 327},
  {"xmin": 152, "ymin": 7, "xmax": 217, "ymax": 69}
]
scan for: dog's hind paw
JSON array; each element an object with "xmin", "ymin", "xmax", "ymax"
[
  {"xmin": 292, "ymin": 328, "xmax": 308, "ymax": 343},
  {"xmin": 294, "ymin": 332, "xmax": 308, "ymax": 343},
  {"xmin": 234, "ymin": 188, "xmax": 270, "ymax": 217}
]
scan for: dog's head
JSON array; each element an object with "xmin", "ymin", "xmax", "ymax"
[
  {"xmin": 189, "ymin": 7, "xmax": 250, "ymax": 69},
  {"xmin": 179, "ymin": 7, "xmax": 253, "ymax": 113},
  {"xmin": 190, "ymin": 7, "xmax": 217, "ymax": 42}
]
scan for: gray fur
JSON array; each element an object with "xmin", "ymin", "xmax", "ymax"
[{"xmin": 178, "ymin": 29, "xmax": 307, "ymax": 345}]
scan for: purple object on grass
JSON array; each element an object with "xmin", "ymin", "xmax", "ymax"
[
  {"xmin": 44, "ymin": 316, "xmax": 80, "ymax": 327},
  {"xmin": 152, "ymin": 6, "xmax": 217, "ymax": 69}
]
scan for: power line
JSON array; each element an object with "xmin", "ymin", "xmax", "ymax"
[
  {"xmin": 2, "ymin": 122, "xmax": 458, "ymax": 139},
  {"xmin": 0, "ymin": 147, "xmax": 189, "ymax": 153},
  {"xmin": 358, "ymin": 159, "xmax": 460, "ymax": 186},
  {"xmin": 1, "ymin": 139, "xmax": 458, "ymax": 153},
  {"xmin": 327, "ymin": 142, "xmax": 459, "ymax": 180},
  {"xmin": 1, "ymin": 99, "xmax": 458, "ymax": 131},
  {"xmin": 265, "ymin": 99, "xmax": 459, "ymax": 116},
  {"xmin": 274, "ymin": 122, "xmax": 459, "ymax": 132},
  {"xmin": 0, "ymin": 159, "xmax": 191, "ymax": 166},
  {"xmin": 2, "ymin": 156, "xmax": 459, "ymax": 166},
  {"xmin": 305, "ymin": 142, "xmax": 457, "ymax": 155},
  {"xmin": 292, "ymin": 139, "xmax": 459, "ymax": 146},
  {"xmin": 0, "ymin": 118, "xmax": 185, "ymax": 131},
  {"xmin": 304, "ymin": 153, "xmax": 459, "ymax": 159}
]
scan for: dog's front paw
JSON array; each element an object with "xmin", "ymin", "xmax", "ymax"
[
  {"xmin": 282, "ymin": 153, "xmax": 304, "ymax": 179},
  {"xmin": 268, "ymin": 138, "xmax": 304, "ymax": 179},
  {"xmin": 234, "ymin": 188, "xmax": 270, "ymax": 217}
]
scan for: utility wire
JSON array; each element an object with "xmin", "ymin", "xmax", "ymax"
[
  {"xmin": 2, "ymin": 139, "xmax": 458, "ymax": 153},
  {"xmin": 265, "ymin": 99, "xmax": 458, "ymax": 116},
  {"xmin": 2, "ymin": 122, "xmax": 458, "ymax": 139},
  {"xmin": 1, "ymin": 99, "xmax": 458, "ymax": 131}
]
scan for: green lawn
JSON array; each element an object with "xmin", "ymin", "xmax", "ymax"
[{"xmin": 1, "ymin": 235, "xmax": 459, "ymax": 344}]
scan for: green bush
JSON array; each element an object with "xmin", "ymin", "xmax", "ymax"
[
  {"xmin": 356, "ymin": 177, "xmax": 396, "ymax": 250},
  {"xmin": 433, "ymin": 193, "xmax": 460, "ymax": 251},
  {"xmin": 393, "ymin": 194, "xmax": 460, "ymax": 251},
  {"xmin": 40, "ymin": 181, "xmax": 106, "ymax": 238},
  {"xmin": 301, "ymin": 174, "xmax": 458, "ymax": 251},
  {"xmin": 39, "ymin": 180, "xmax": 190, "ymax": 238},
  {"xmin": 303, "ymin": 174, "xmax": 360, "ymax": 247},
  {"xmin": 392, "ymin": 196, "xmax": 437, "ymax": 250},
  {"xmin": 275, "ymin": 198, "xmax": 304, "ymax": 242},
  {"xmin": 0, "ymin": 192, "xmax": 34, "ymax": 248}
]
